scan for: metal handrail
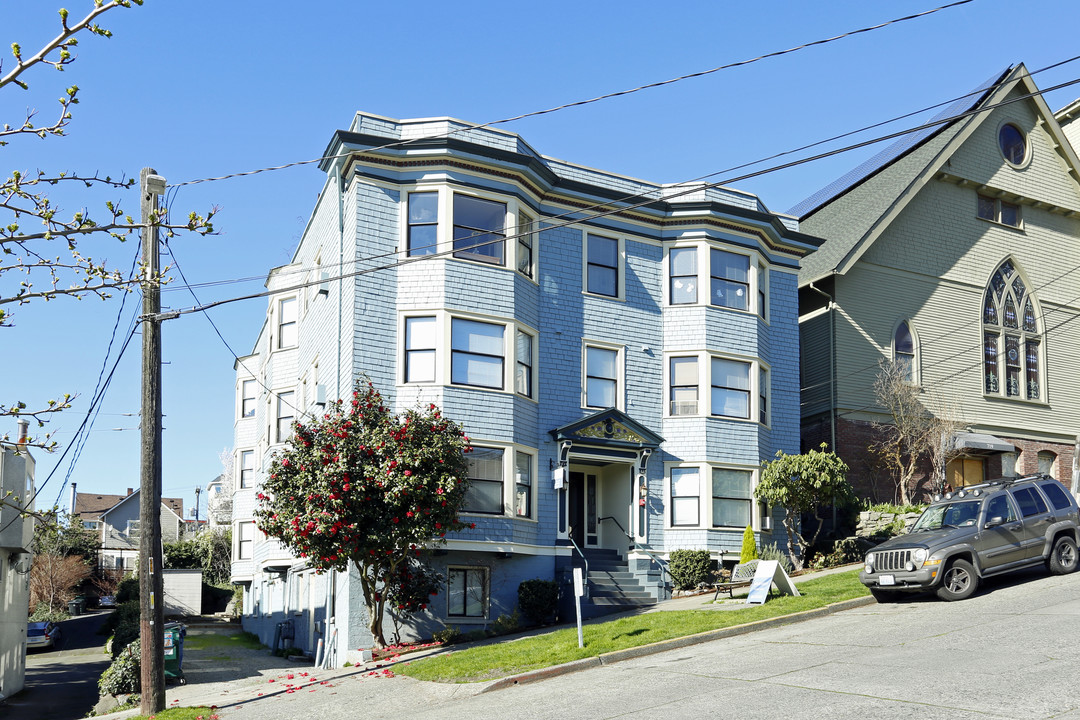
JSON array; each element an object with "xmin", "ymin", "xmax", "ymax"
[
  {"xmin": 598, "ymin": 516, "xmax": 670, "ymax": 586},
  {"xmin": 567, "ymin": 530, "xmax": 588, "ymax": 596}
]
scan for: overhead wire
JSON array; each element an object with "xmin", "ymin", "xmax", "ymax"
[
  {"xmin": 166, "ymin": 0, "xmax": 977, "ymax": 190},
  {"xmin": 157, "ymin": 69, "xmax": 1080, "ymax": 321}
]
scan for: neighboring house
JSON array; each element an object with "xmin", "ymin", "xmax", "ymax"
[
  {"xmin": 0, "ymin": 421, "xmax": 34, "ymax": 701},
  {"xmin": 205, "ymin": 473, "xmax": 232, "ymax": 527},
  {"xmin": 74, "ymin": 489, "xmax": 185, "ymax": 570},
  {"xmin": 231, "ymin": 112, "xmax": 821, "ymax": 662},
  {"xmin": 795, "ymin": 64, "xmax": 1080, "ymax": 501}
]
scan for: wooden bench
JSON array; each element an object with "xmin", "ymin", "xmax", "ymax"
[{"xmin": 712, "ymin": 560, "xmax": 759, "ymax": 600}]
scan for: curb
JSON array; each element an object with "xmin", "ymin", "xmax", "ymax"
[{"xmin": 480, "ymin": 595, "xmax": 876, "ymax": 693}]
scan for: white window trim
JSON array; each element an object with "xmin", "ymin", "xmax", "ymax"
[
  {"xmin": 664, "ymin": 242, "xmax": 769, "ymax": 320},
  {"xmin": 582, "ymin": 233, "xmax": 626, "ymax": 301},
  {"xmin": 892, "ymin": 319, "xmax": 920, "ymax": 386},
  {"xmin": 582, "ymin": 340, "xmax": 625, "ymax": 410},
  {"xmin": 237, "ymin": 520, "xmax": 255, "ymax": 560},
  {"xmin": 275, "ymin": 295, "xmax": 299, "ymax": 351},
  {"xmin": 459, "ymin": 441, "xmax": 539, "ymax": 521},
  {"xmin": 400, "ymin": 184, "xmax": 535, "ymax": 275},
  {"xmin": 663, "ymin": 350, "xmax": 767, "ymax": 423},
  {"xmin": 239, "ymin": 378, "xmax": 257, "ymax": 420},
  {"xmin": 663, "ymin": 462, "xmax": 760, "ymax": 530},
  {"xmin": 514, "ymin": 208, "xmax": 539, "ymax": 284},
  {"xmin": 273, "ymin": 389, "xmax": 296, "ymax": 445},
  {"xmin": 238, "ymin": 448, "xmax": 256, "ymax": 490},
  {"xmin": 398, "ymin": 310, "xmax": 538, "ymax": 399}
]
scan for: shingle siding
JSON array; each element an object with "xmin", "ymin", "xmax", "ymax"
[{"xmin": 234, "ymin": 111, "xmax": 815, "ymax": 659}]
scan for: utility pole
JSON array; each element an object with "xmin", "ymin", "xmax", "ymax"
[{"xmin": 139, "ymin": 167, "xmax": 167, "ymax": 715}]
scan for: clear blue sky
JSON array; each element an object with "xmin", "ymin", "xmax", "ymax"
[{"xmin": 6, "ymin": 0, "xmax": 1080, "ymax": 518}]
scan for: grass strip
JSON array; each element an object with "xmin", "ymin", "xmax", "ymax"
[{"xmin": 400, "ymin": 569, "xmax": 869, "ymax": 683}]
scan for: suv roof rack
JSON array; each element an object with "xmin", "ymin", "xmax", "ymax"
[{"xmin": 935, "ymin": 473, "xmax": 1055, "ymax": 500}]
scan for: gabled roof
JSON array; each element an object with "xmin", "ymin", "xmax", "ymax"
[
  {"xmin": 96, "ymin": 489, "xmax": 184, "ymax": 522},
  {"xmin": 794, "ymin": 64, "xmax": 1080, "ymax": 287},
  {"xmin": 73, "ymin": 492, "xmax": 129, "ymax": 521},
  {"xmin": 549, "ymin": 408, "xmax": 664, "ymax": 449}
]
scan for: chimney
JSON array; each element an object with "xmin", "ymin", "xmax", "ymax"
[
  {"xmin": 70, "ymin": 482, "xmax": 78, "ymax": 516},
  {"xmin": 126, "ymin": 488, "xmax": 134, "ymax": 496},
  {"xmin": 16, "ymin": 419, "xmax": 29, "ymax": 446}
]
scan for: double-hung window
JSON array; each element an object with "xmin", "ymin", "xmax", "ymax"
[
  {"xmin": 451, "ymin": 318, "xmax": 504, "ymax": 389},
  {"xmin": 463, "ymin": 447, "xmax": 504, "ymax": 514},
  {"xmin": 711, "ymin": 249, "xmax": 750, "ymax": 310},
  {"xmin": 453, "ymin": 195, "xmax": 506, "ymax": 265},
  {"xmin": 670, "ymin": 356, "xmax": 699, "ymax": 416},
  {"xmin": 670, "ymin": 467, "xmax": 700, "ymax": 527},
  {"xmin": 238, "ymin": 521, "xmax": 254, "ymax": 559},
  {"xmin": 517, "ymin": 211, "xmax": 535, "ymax": 279},
  {"xmin": 278, "ymin": 297, "xmax": 298, "ymax": 349},
  {"xmin": 669, "ymin": 247, "xmax": 698, "ymax": 305},
  {"xmin": 448, "ymin": 567, "xmax": 487, "ymax": 618},
  {"xmin": 515, "ymin": 451, "xmax": 533, "ymax": 518},
  {"xmin": 408, "ymin": 192, "xmax": 439, "ymax": 256},
  {"xmin": 712, "ymin": 468, "xmax": 752, "ymax": 527},
  {"xmin": 586, "ymin": 235, "xmax": 619, "ymax": 297},
  {"xmin": 275, "ymin": 391, "xmax": 295, "ymax": 443},
  {"xmin": 711, "ymin": 358, "xmax": 750, "ymax": 419},
  {"xmin": 585, "ymin": 345, "xmax": 619, "ymax": 408},
  {"xmin": 240, "ymin": 380, "xmax": 256, "ymax": 418},
  {"xmin": 759, "ymin": 367, "xmax": 769, "ymax": 425},
  {"xmin": 515, "ymin": 330, "xmax": 534, "ymax": 397},
  {"xmin": 240, "ymin": 450, "xmax": 255, "ymax": 489},
  {"xmin": 405, "ymin": 316, "xmax": 437, "ymax": 383}
]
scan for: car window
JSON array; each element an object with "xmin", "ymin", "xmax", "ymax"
[
  {"xmin": 1010, "ymin": 487, "xmax": 1049, "ymax": 517},
  {"xmin": 1038, "ymin": 481, "xmax": 1074, "ymax": 511},
  {"xmin": 986, "ymin": 494, "xmax": 1017, "ymax": 523},
  {"xmin": 913, "ymin": 501, "xmax": 981, "ymax": 531}
]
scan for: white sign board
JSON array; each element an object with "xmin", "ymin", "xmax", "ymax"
[
  {"xmin": 573, "ymin": 567, "xmax": 584, "ymax": 598},
  {"xmin": 553, "ymin": 466, "xmax": 566, "ymax": 489},
  {"xmin": 745, "ymin": 560, "xmax": 801, "ymax": 605}
]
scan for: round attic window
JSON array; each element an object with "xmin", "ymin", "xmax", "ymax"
[{"xmin": 999, "ymin": 124, "xmax": 1027, "ymax": 166}]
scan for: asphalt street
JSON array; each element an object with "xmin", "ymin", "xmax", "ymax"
[
  {"xmin": 213, "ymin": 566, "xmax": 1080, "ymax": 720},
  {"xmin": 2, "ymin": 609, "xmax": 114, "ymax": 720}
]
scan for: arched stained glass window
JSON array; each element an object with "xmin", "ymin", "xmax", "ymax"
[
  {"xmin": 893, "ymin": 321, "xmax": 916, "ymax": 382},
  {"xmin": 983, "ymin": 259, "xmax": 1042, "ymax": 400}
]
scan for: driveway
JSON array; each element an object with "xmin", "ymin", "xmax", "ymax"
[{"xmin": 1, "ymin": 610, "xmax": 113, "ymax": 720}]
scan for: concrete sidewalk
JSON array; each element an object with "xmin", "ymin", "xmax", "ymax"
[{"xmin": 103, "ymin": 564, "xmax": 868, "ymax": 718}]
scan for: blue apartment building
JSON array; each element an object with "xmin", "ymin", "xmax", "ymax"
[{"xmin": 230, "ymin": 113, "xmax": 822, "ymax": 664}]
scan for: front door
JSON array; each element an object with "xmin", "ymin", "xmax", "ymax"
[{"xmin": 569, "ymin": 470, "xmax": 599, "ymax": 547}]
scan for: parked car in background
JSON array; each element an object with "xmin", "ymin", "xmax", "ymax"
[
  {"xmin": 860, "ymin": 474, "xmax": 1080, "ymax": 602},
  {"xmin": 98, "ymin": 595, "xmax": 116, "ymax": 609},
  {"xmin": 26, "ymin": 621, "xmax": 62, "ymax": 650}
]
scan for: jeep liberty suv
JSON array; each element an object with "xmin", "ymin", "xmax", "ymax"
[{"xmin": 860, "ymin": 474, "xmax": 1079, "ymax": 602}]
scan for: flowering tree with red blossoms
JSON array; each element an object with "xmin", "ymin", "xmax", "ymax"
[{"xmin": 254, "ymin": 380, "xmax": 473, "ymax": 648}]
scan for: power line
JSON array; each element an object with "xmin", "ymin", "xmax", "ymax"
[
  {"xmin": 156, "ymin": 69, "xmax": 1080, "ymax": 321},
  {"xmin": 167, "ymin": 0, "xmax": 977, "ymax": 190}
]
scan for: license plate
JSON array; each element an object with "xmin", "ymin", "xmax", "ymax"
[{"xmin": 879, "ymin": 575, "xmax": 896, "ymax": 586}]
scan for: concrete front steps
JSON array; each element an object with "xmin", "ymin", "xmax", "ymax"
[{"xmin": 579, "ymin": 548, "xmax": 656, "ymax": 615}]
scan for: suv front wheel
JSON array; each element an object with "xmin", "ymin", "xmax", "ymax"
[
  {"xmin": 1047, "ymin": 536, "xmax": 1079, "ymax": 575},
  {"xmin": 936, "ymin": 559, "xmax": 978, "ymax": 601}
]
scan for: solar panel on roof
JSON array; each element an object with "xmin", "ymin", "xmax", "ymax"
[{"xmin": 788, "ymin": 66, "xmax": 1013, "ymax": 219}]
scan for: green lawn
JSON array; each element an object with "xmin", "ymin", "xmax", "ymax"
[{"xmin": 400, "ymin": 569, "xmax": 869, "ymax": 683}]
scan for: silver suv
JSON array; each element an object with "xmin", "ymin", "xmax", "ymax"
[{"xmin": 860, "ymin": 474, "xmax": 1079, "ymax": 601}]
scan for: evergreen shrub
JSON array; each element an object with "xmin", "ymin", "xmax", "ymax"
[
  {"xmin": 517, "ymin": 579, "xmax": 559, "ymax": 625},
  {"xmin": 668, "ymin": 549, "xmax": 712, "ymax": 590}
]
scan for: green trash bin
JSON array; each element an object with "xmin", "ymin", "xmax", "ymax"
[
  {"xmin": 67, "ymin": 600, "xmax": 81, "ymax": 616},
  {"xmin": 163, "ymin": 622, "xmax": 186, "ymax": 684}
]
